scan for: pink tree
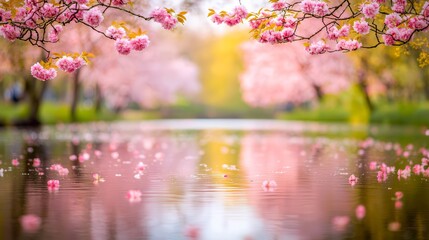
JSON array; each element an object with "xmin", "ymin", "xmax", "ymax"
[
  {"xmin": 81, "ymin": 32, "xmax": 200, "ymax": 111},
  {"xmin": 240, "ymin": 41, "xmax": 354, "ymax": 107}
]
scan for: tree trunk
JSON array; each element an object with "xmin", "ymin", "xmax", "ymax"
[
  {"xmin": 94, "ymin": 82, "xmax": 103, "ymax": 114},
  {"xmin": 358, "ymin": 59, "xmax": 375, "ymax": 113},
  {"xmin": 358, "ymin": 69, "xmax": 375, "ymax": 114},
  {"xmin": 20, "ymin": 75, "xmax": 48, "ymax": 126},
  {"xmin": 70, "ymin": 68, "xmax": 81, "ymax": 122},
  {"xmin": 312, "ymin": 83, "xmax": 324, "ymax": 102}
]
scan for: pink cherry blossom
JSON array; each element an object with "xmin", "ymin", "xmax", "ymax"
[
  {"xmin": 20, "ymin": 214, "xmax": 41, "ymax": 233},
  {"xmin": 48, "ymin": 25, "xmax": 63, "ymax": 42},
  {"xmin": 383, "ymin": 33, "xmax": 395, "ymax": 46},
  {"xmin": 93, "ymin": 173, "xmax": 105, "ymax": 184},
  {"xmin": 395, "ymin": 191, "xmax": 403, "ymax": 200},
  {"xmin": 33, "ymin": 158, "xmax": 41, "ymax": 167},
  {"xmin": 224, "ymin": 16, "xmax": 241, "ymax": 26},
  {"xmin": 56, "ymin": 56, "xmax": 86, "ymax": 73},
  {"xmin": 332, "ymin": 216, "xmax": 350, "ymax": 231},
  {"xmin": 336, "ymin": 39, "xmax": 362, "ymax": 51},
  {"xmin": 150, "ymin": 8, "xmax": 178, "ymax": 30},
  {"xmin": 377, "ymin": 170, "xmax": 388, "ymax": 182},
  {"xmin": 58, "ymin": 168, "xmax": 69, "ymax": 176},
  {"xmin": 30, "ymin": 63, "xmax": 57, "ymax": 81},
  {"xmin": 136, "ymin": 162, "xmax": 147, "ymax": 172},
  {"xmin": 353, "ymin": 18, "xmax": 370, "ymax": 35},
  {"xmin": 12, "ymin": 158, "xmax": 19, "ymax": 166},
  {"xmin": 301, "ymin": 0, "xmax": 329, "ymax": 16},
  {"xmin": 211, "ymin": 14, "xmax": 224, "ymax": 24},
  {"xmin": 385, "ymin": 13, "xmax": 402, "ymax": 29},
  {"xmin": 126, "ymin": 190, "xmax": 142, "ymax": 203},
  {"xmin": 306, "ymin": 40, "xmax": 330, "ymax": 54},
  {"xmin": 328, "ymin": 25, "xmax": 350, "ymax": 40},
  {"xmin": 397, "ymin": 166, "xmax": 411, "ymax": 179},
  {"xmin": 355, "ymin": 205, "xmax": 366, "ymax": 220},
  {"xmin": 47, "ymin": 180, "xmax": 60, "ymax": 190},
  {"xmin": 115, "ymin": 38, "xmax": 132, "ymax": 55},
  {"xmin": 70, "ymin": 4, "xmax": 88, "ymax": 20},
  {"xmin": 272, "ymin": 1, "xmax": 287, "ymax": 10},
  {"xmin": 14, "ymin": 7, "xmax": 28, "ymax": 21},
  {"xmin": 301, "ymin": 0, "xmax": 315, "ymax": 14},
  {"xmin": 112, "ymin": 0, "xmax": 128, "ymax": 6},
  {"xmin": 233, "ymin": 5, "xmax": 248, "ymax": 19},
  {"xmin": 313, "ymin": 1, "xmax": 329, "ymax": 16},
  {"xmin": 184, "ymin": 226, "xmax": 200, "ymax": 239},
  {"xmin": 361, "ymin": 2, "xmax": 380, "ymax": 19},
  {"xmin": 413, "ymin": 164, "xmax": 421, "ymax": 175},
  {"xmin": 0, "ymin": 24, "xmax": 21, "ymax": 41},
  {"xmin": 130, "ymin": 35, "xmax": 150, "ymax": 51},
  {"xmin": 211, "ymin": 6, "xmax": 247, "ymax": 27},
  {"xmin": 83, "ymin": 7, "xmax": 104, "ymax": 27},
  {"xmin": 262, "ymin": 180, "xmax": 277, "ymax": 192},
  {"xmin": 369, "ymin": 161, "xmax": 377, "ymax": 170},
  {"xmin": 275, "ymin": 16, "xmax": 297, "ymax": 28},
  {"xmin": 40, "ymin": 3, "xmax": 59, "ymax": 18},
  {"xmin": 395, "ymin": 200, "xmax": 403, "ymax": 209},
  {"xmin": 348, "ymin": 174, "xmax": 358, "ymax": 185},
  {"xmin": 105, "ymin": 26, "xmax": 126, "ymax": 40},
  {"xmin": 56, "ymin": 56, "xmax": 75, "ymax": 72},
  {"xmin": 408, "ymin": 16, "xmax": 428, "ymax": 30},
  {"xmin": 0, "ymin": 8, "xmax": 12, "ymax": 21},
  {"xmin": 392, "ymin": 0, "xmax": 406, "ymax": 13}
]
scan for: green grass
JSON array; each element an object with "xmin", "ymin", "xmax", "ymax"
[
  {"xmin": 276, "ymin": 107, "xmax": 350, "ymax": 123},
  {"xmin": 277, "ymin": 102, "xmax": 429, "ymax": 126},
  {"xmin": 0, "ymin": 102, "xmax": 117, "ymax": 125}
]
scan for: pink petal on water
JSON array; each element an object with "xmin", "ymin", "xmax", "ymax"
[
  {"xmin": 332, "ymin": 216, "xmax": 350, "ymax": 231},
  {"xmin": 395, "ymin": 191, "xmax": 403, "ymax": 200},
  {"xmin": 388, "ymin": 221, "xmax": 401, "ymax": 231},
  {"xmin": 20, "ymin": 214, "xmax": 41, "ymax": 233},
  {"xmin": 126, "ymin": 190, "xmax": 142, "ymax": 203},
  {"xmin": 355, "ymin": 205, "xmax": 366, "ymax": 220},
  {"xmin": 262, "ymin": 180, "xmax": 277, "ymax": 192},
  {"xmin": 184, "ymin": 226, "xmax": 199, "ymax": 239}
]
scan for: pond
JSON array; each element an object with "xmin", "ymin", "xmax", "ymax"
[{"xmin": 1, "ymin": 119, "xmax": 429, "ymax": 240}]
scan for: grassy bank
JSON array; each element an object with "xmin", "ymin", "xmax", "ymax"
[{"xmin": 277, "ymin": 102, "xmax": 429, "ymax": 126}]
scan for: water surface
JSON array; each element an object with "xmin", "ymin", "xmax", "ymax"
[{"xmin": 1, "ymin": 120, "xmax": 429, "ymax": 240}]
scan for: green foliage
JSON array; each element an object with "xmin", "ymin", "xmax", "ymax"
[{"xmin": 0, "ymin": 102, "xmax": 117, "ymax": 125}]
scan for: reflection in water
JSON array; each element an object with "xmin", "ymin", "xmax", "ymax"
[{"xmin": 0, "ymin": 121, "xmax": 429, "ymax": 239}]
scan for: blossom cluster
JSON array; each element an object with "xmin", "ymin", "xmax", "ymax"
[
  {"xmin": 300, "ymin": 0, "xmax": 329, "ymax": 17},
  {"xmin": 30, "ymin": 63, "xmax": 57, "ymax": 81},
  {"xmin": 150, "ymin": 8, "xmax": 178, "ymax": 30},
  {"xmin": 0, "ymin": 0, "xmax": 185, "ymax": 81},
  {"xmin": 215, "ymin": 0, "xmax": 429, "ymax": 55},
  {"xmin": 56, "ymin": 56, "xmax": 86, "ymax": 73},
  {"xmin": 210, "ymin": 6, "xmax": 248, "ymax": 26}
]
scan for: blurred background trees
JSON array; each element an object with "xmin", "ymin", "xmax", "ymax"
[{"xmin": 2, "ymin": 1, "xmax": 429, "ymax": 126}]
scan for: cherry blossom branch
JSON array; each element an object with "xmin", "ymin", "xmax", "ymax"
[
  {"xmin": 209, "ymin": 0, "xmax": 429, "ymax": 54},
  {"xmin": 0, "ymin": 0, "xmax": 187, "ymax": 81}
]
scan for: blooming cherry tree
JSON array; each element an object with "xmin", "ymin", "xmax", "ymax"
[
  {"xmin": 81, "ymin": 32, "xmax": 200, "ymax": 110},
  {"xmin": 240, "ymin": 41, "xmax": 354, "ymax": 106}
]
